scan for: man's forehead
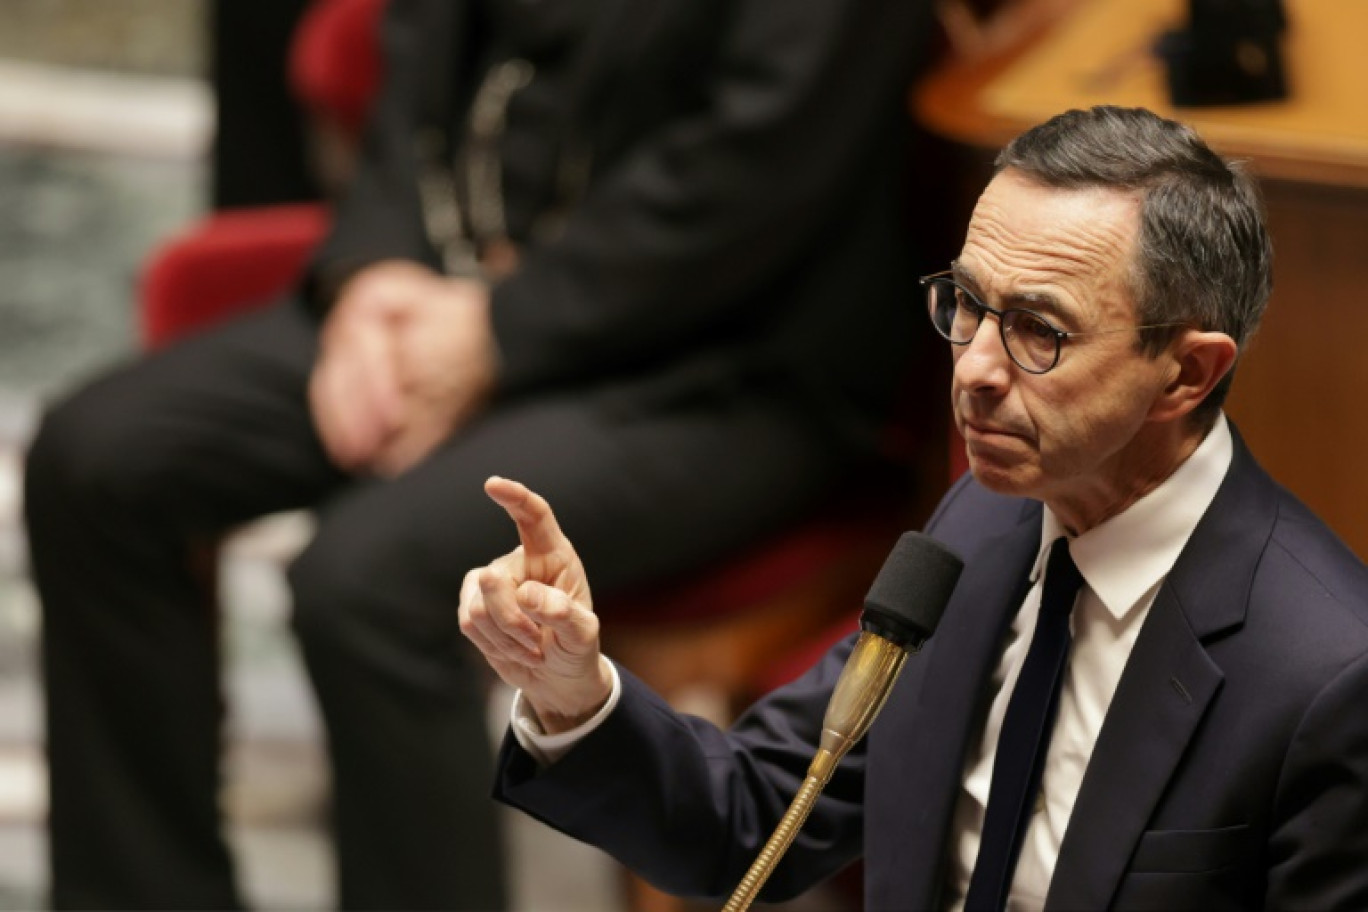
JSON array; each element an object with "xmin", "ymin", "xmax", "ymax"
[
  {"xmin": 971, "ymin": 170, "xmax": 1141, "ymax": 230},
  {"xmin": 959, "ymin": 171, "xmax": 1140, "ymax": 291}
]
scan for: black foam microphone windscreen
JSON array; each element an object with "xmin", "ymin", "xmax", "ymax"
[{"xmin": 861, "ymin": 531, "xmax": 965, "ymax": 650}]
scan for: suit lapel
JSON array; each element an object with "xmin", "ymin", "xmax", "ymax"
[
  {"xmin": 1046, "ymin": 427, "xmax": 1276, "ymax": 909},
  {"xmin": 869, "ymin": 507, "xmax": 1041, "ymax": 909},
  {"xmin": 1045, "ymin": 587, "xmax": 1223, "ymax": 909}
]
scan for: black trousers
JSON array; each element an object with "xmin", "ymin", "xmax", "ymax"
[{"xmin": 25, "ymin": 301, "xmax": 844, "ymax": 911}]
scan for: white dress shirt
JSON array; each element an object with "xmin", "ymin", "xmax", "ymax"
[
  {"xmin": 511, "ymin": 662, "xmax": 623, "ymax": 766},
  {"xmin": 513, "ymin": 415, "xmax": 1234, "ymax": 911}
]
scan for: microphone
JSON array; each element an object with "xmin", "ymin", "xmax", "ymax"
[{"xmin": 722, "ymin": 531, "xmax": 964, "ymax": 912}]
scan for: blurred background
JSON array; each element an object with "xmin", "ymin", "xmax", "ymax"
[{"xmin": 0, "ymin": 0, "xmax": 315, "ymax": 908}]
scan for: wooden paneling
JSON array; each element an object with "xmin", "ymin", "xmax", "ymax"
[{"xmin": 1225, "ymin": 182, "xmax": 1368, "ymax": 556}]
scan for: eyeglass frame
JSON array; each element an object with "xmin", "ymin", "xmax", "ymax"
[{"xmin": 919, "ymin": 270, "xmax": 1189, "ymax": 375}]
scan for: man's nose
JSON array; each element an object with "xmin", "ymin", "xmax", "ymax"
[{"xmin": 953, "ymin": 314, "xmax": 1013, "ymax": 391}]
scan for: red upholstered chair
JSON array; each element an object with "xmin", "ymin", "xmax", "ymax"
[
  {"xmin": 140, "ymin": 0, "xmax": 385, "ymax": 349},
  {"xmin": 288, "ymin": 0, "xmax": 388, "ymax": 196},
  {"xmin": 289, "ymin": 0, "xmax": 387, "ymax": 139},
  {"xmin": 140, "ymin": 203, "xmax": 328, "ymax": 347}
]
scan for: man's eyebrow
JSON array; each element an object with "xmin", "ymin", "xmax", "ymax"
[
  {"xmin": 950, "ymin": 261, "xmax": 1071, "ymax": 322},
  {"xmin": 1003, "ymin": 289, "xmax": 1067, "ymax": 319},
  {"xmin": 949, "ymin": 260, "xmax": 976, "ymax": 287}
]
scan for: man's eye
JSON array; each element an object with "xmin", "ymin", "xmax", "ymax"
[{"xmin": 1016, "ymin": 314, "xmax": 1056, "ymax": 339}]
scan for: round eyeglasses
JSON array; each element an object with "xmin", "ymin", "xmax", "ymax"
[{"xmin": 920, "ymin": 271, "xmax": 1185, "ymax": 374}]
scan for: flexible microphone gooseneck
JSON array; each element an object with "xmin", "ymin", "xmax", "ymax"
[{"xmin": 721, "ymin": 532, "xmax": 963, "ymax": 912}]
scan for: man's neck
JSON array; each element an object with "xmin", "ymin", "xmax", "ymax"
[{"xmin": 1047, "ymin": 420, "xmax": 1210, "ymax": 536}]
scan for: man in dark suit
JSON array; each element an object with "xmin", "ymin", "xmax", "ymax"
[
  {"xmin": 461, "ymin": 106, "xmax": 1368, "ymax": 909},
  {"xmin": 23, "ymin": 0, "xmax": 936, "ymax": 908}
]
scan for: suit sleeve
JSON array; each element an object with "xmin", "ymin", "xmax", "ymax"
[
  {"xmin": 301, "ymin": 0, "xmax": 457, "ymax": 309},
  {"xmin": 1266, "ymin": 648, "xmax": 1368, "ymax": 906},
  {"xmin": 490, "ymin": 0, "xmax": 928, "ymax": 394},
  {"xmin": 495, "ymin": 643, "xmax": 867, "ymax": 902}
]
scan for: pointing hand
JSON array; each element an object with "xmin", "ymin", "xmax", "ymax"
[{"xmin": 458, "ymin": 477, "xmax": 612, "ymax": 733}]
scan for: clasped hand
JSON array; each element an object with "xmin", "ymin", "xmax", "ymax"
[
  {"xmin": 309, "ymin": 260, "xmax": 498, "ymax": 476},
  {"xmin": 458, "ymin": 477, "xmax": 615, "ymax": 734}
]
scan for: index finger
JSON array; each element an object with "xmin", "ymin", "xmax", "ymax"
[{"xmin": 484, "ymin": 476, "xmax": 571, "ymax": 559}]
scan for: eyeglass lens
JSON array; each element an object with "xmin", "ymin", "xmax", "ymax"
[{"xmin": 925, "ymin": 278, "xmax": 1059, "ymax": 373}]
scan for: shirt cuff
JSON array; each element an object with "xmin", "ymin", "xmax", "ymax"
[{"xmin": 510, "ymin": 659, "xmax": 623, "ymax": 766}]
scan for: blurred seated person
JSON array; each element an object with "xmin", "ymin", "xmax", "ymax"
[
  {"xmin": 23, "ymin": 0, "xmax": 940, "ymax": 908},
  {"xmin": 459, "ymin": 107, "xmax": 1368, "ymax": 910}
]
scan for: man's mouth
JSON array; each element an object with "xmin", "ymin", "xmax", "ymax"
[{"xmin": 962, "ymin": 418, "xmax": 1025, "ymax": 441}]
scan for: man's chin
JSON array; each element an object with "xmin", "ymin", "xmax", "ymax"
[{"xmin": 965, "ymin": 455, "xmax": 1036, "ymax": 499}]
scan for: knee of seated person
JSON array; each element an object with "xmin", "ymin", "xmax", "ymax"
[
  {"xmin": 24, "ymin": 387, "xmax": 159, "ymax": 515},
  {"xmin": 288, "ymin": 537, "xmax": 482, "ymax": 700},
  {"xmin": 287, "ymin": 527, "xmax": 441, "ymax": 653}
]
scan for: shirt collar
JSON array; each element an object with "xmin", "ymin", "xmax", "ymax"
[{"xmin": 1032, "ymin": 413, "xmax": 1233, "ymax": 620}]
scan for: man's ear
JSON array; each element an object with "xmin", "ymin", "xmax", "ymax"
[{"xmin": 1148, "ymin": 330, "xmax": 1239, "ymax": 423}]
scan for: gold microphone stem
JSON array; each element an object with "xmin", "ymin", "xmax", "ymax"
[
  {"xmin": 721, "ymin": 762, "xmax": 831, "ymax": 912},
  {"xmin": 721, "ymin": 633, "xmax": 908, "ymax": 912}
]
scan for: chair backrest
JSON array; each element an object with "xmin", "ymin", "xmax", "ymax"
[
  {"xmin": 288, "ymin": 0, "xmax": 389, "ymax": 136},
  {"xmin": 139, "ymin": 204, "xmax": 331, "ymax": 347}
]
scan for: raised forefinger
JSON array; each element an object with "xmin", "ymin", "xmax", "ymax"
[{"xmin": 484, "ymin": 476, "xmax": 571, "ymax": 560}]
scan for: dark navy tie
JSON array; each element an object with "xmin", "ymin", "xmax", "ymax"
[{"xmin": 964, "ymin": 537, "xmax": 1084, "ymax": 912}]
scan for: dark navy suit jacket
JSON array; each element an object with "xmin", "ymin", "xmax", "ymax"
[{"xmin": 497, "ymin": 427, "xmax": 1368, "ymax": 910}]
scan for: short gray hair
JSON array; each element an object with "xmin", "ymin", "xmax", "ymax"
[{"xmin": 994, "ymin": 105, "xmax": 1272, "ymax": 422}]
